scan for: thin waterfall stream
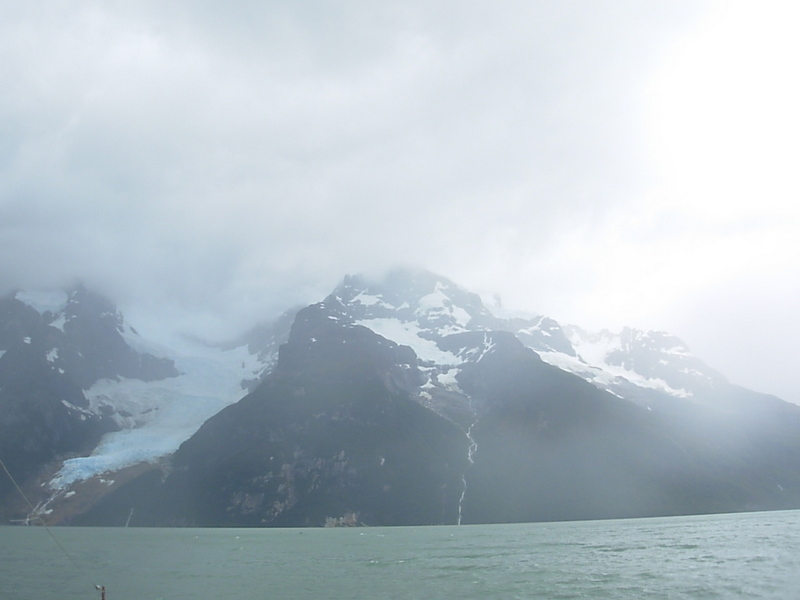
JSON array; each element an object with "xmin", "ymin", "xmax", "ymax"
[{"xmin": 457, "ymin": 418, "xmax": 479, "ymax": 525}]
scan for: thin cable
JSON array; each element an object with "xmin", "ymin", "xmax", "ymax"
[{"xmin": 0, "ymin": 456, "xmax": 102, "ymax": 593}]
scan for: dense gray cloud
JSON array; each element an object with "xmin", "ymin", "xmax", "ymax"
[{"xmin": 2, "ymin": 1, "xmax": 799, "ymax": 403}]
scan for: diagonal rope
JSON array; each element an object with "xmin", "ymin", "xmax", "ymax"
[{"xmin": 0, "ymin": 456, "xmax": 103, "ymax": 595}]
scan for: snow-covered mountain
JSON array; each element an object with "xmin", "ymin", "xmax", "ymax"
[
  {"xmin": 322, "ymin": 269, "xmax": 732, "ymax": 417},
  {"xmin": 2, "ymin": 270, "xmax": 799, "ymax": 526},
  {"xmin": 538, "ymin": 326, "xmax": 727, "ymax": 403},
  {"xmin": 0, "ymin": 286, "xmax": 275, "ymax": 519}
]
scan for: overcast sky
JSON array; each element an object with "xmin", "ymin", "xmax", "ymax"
[{"xmin": 1, "ymin": 1, "xmax": 798, "ymax": 404}]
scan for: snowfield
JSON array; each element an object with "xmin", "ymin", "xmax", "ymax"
[
  {"xmin": 355, "ymin": 317, "xmax": 463, "ymax": 366},
  {"xmin": 51, "ymin": 340, "xmax": 263, "ymax": 489}
]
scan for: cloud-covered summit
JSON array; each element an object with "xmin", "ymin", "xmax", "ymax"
[{"xmin": 2, "ymin": 1, "xmax": 798, "ymax": 403}]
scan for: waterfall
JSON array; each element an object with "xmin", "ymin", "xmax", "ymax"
[{"xmin": 457, "ymin": 418, "xmax": 479, "ymax": 525}]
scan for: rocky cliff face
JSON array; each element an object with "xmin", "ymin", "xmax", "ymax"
[
  {"xmin": 70, "ymin": 269, "xmax": 800, "ymax": 527},
  {"xmin": 81, "ymin": 302, "xmax": 469, "ymax": 526},
  {"xmin": 0, "ymin": 287, "xmax": 177, "ymax": 518},
  {"xmin": 4, "ymin": 270, "xmax": 800, "ymax": 526}
]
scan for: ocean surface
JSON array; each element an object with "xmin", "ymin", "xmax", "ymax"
[{"xmin": 2, "ymin": 510, "xmax": 799, "ymax": 600}]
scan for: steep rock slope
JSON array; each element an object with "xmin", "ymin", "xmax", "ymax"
[
  {"xmin": 1, "ymin": 286, "xmax": 295, "ymax": 524},
  {"xmin": 458, "ymin": 331, "xmax": 800, "ymax": 522},
  {"xmin": 77, "ymin": 269, "xmax": 800, "ymax": 526},
  {"xmin": 0, "ymin": 287, "xmax": 176, "ymax": 516},
  {"xmin": 86, "ymin": 302, "xmax": 469, "ymax": 526}
]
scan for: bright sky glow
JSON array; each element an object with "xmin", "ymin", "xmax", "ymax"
[
  {"xmin": 648, "ymin": 1, "xmax": 800, "ymax": 219},
  {"xmin": 522, "ymin": 1, "xmax": 800, "ymax": 403}
]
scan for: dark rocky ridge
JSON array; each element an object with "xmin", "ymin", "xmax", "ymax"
[
  {"xmin": 73, "ymin": 271, "xmax": 800, "ymax": 526},
  {"xmin": 4, "ymin": 270, "xmax": 800, "ymax": 526},
  {"xmin": 80, "ymin": 303, "xmax": 469, "ymax": 526},
  {"xmin": 0, "ymin": 286, "xmax": 177, "ymax": 517}
]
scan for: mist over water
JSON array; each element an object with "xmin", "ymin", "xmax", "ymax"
[{"xmin": 3, "ymin": 510, "xmax": 799, "ymax": 600}]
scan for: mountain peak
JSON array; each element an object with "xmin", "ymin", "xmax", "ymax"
[
  {"xmin": 327, "ymin": 268, "xmax": 494, "ymax": 333},
  {"xmin": 5, "ymin": 271, "xmax": 800, "ymax": 527}
]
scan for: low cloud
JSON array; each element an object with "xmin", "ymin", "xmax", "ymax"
[{"xmin": 4, "ymin": 1, "xmax": 798, "ymax": 403}]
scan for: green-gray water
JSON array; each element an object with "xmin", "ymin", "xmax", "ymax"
[{"xmin": 2, "ymin": 510, "xmax": 799, "ymax": 599}]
